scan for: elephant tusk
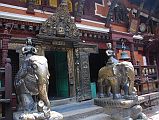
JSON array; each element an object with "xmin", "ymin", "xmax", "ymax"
[
  {"xmin": 38, "ymin": 100, "xmax": 44, "ymax": 108},
  {"xmin": 47, "ymin": 75, "xmax": 49, "ymax": 79},
  {"xmin": 35, "ymin": 74, "xmax": 38, "ymax": 80}
]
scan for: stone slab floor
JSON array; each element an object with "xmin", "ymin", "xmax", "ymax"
[{"xmin": 144, "ymin": 105, "xmax": 159, "ymax": 120}]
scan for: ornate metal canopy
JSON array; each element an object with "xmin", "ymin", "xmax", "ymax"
[{"xmin": 38, "ymin": 0, "xmax": 80, "ymax": 40}]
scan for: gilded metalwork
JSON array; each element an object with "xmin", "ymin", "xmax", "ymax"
[{"xmin": 39, "ymin": 0, "xmax": 79, "ymax": 39}]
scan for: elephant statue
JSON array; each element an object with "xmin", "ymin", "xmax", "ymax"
[
  {"xmin": 98, "ymin": 61, "xmax": 136, "ymax": 99},
  {"xmin": 14, "ymin": 55, "xmax": 50, "ymax": 112}
]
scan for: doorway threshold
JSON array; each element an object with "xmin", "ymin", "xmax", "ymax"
[{"xmin": 50, "ymin": 97, "xmax": 76, "ymax": 107}]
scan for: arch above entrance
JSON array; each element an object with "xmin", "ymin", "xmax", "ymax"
[{"xmin": 38, "ymin": 0, "xmax": 80, "ymax": 40}]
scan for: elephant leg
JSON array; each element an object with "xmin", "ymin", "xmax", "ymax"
[
  {"xmin": 129, "ymin": 79, "xmax": 136, "ymax": 95},
  {"xmin": 105, "ymin": 85, "xmax": 112, "ymax": 97},
  {"xmin": 19, "ymin": 93, "xmax": 35, "ymax": 111},
  {"xmin": 98, "ymin": 79, "xmax": 104, "ymax": 98},
  {"xmin": 111, "ymin": 79, "xmax": 121, "ymax": 99},
  {"xmin": 128, "ymin": 75, "xmax": 136, "ymax": 95},
  {"xmin": 123, "ymin": 82, "xmax": 129, "ymax": 96},
  {"xmin": 16, "ymin": 95, "xmax": 23, "ymax": 111},
  {"xmin": 38, "ymin": 84, "xmax": 50, "ymax": 110}
]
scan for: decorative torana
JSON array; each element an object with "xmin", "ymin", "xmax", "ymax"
[{"xmin": 39, "ymin": 0, "xmax": 79, "ymax": 39}]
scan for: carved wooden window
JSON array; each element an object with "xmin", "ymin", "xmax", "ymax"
[
  {"xmin": 74, "ymin": 1, "xmax": 83, "ymax": 14},
  {"xmin": 35, "ymin": 0, "xmax": 42, "ymax": 5},
  {"xmin": 49, "ymin": 0, "xmax": 58, "ymax": 7},
  {"xmin": 49, "ymin": 0, "xmax": 72, "ymax": 12},
  {"xmin": 74, "ymin": 2, "xmax": 78, "ymax": 12},
  {"xmin": 19, "ymin": 0, "xmax": 27, "ymax": 2},
  {"xmin": 67, "ymin": 0, "xmax": 73, "ymax": 12},
  {"xmin": 42, "ymin": 0, "xmax": 49, "ymax": 6},
  {"xmin": 129, "ymin": 18, "xmax": 139, "ymax": 34}
]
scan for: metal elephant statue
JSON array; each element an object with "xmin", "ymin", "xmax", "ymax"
[
  {"xmin": 14, "ymin": 55, "xmax": 50, "ymax": 112},
  {"xmin": 98, "ymin": 61, "xmax": 136, "ymax": 99}
]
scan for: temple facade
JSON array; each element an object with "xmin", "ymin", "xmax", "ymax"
[{"xmin": 0, "ymin": 0, "xmax": 159, "ymax": 104}]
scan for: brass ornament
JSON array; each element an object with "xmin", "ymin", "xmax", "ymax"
[{"xmin": 39, "ymin": 0, "xmax": 79, "ymax": 39}]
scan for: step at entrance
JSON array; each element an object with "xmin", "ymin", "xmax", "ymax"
[
  {"xmin": 77, "ymin": 113, "xmax": 110, "ymax": 120},
  {"xmin": 51, "ymin": 100, "xmax": 106, "ymax": 120},
  {"xmin": 63, "ymin": 106, "xmax": 105, "ymax": 120},
  {"xmin": 50, "ymin": 98, "xmax": 76, "ymax": 107}
]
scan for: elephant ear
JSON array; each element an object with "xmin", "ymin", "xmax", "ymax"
[
  {"xmin": 113, "ymin": 64, "xmax": 123, "ymax": 77},
  {"xmin": 113, "ymin": 65, "xmax": 118, "ymax": 75}
]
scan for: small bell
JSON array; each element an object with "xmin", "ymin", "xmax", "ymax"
[
  {"xmin": 120, "ymin": 39, "xmax": 130, "ymax": 61},
  {"xmin": 120, "ymin": 51, "xmax": 130, "ymax": 61}
]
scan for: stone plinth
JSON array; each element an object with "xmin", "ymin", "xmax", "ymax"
[
  {"xmin": 94, "ymin": 98, "xmax": 148, "ymax": 120},
  {"xmin": 13, "ymin": 111, "xmax": 63, "ymax": 120}
]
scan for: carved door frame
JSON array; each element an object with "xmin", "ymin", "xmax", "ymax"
[{"xmin": 42, "ymin": 44, "xmax": 76, "ymax": 98}]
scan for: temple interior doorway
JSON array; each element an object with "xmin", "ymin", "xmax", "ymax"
[
  {"xmin": 89, "ymin": 49, "xmax": 109, "ymax": 93},
  {"xmin": 45, "ymin": 51, "xmax": 69, "ymax": 100},
  {"xmin": 8, "ymin": 50, "xmax": 19, "ymax": 92}
]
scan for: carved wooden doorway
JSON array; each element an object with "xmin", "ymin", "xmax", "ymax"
[{"xmin": 45, "ymin": 51, "xmax": 69, "ymax": 100}]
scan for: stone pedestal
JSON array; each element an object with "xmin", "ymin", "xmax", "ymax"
[
  {"xmin": 94, "ymin": 98, "xmax": 148, "ymax": 120},
  {"xmin": 13, "ymin": 111, "xmax": 63, "ymax": 120}
]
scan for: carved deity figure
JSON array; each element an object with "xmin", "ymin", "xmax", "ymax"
[{"xmin": 105, "ymin": 43, "xmax": 118, "ymax": 64}]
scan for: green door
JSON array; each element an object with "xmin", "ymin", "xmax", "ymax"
[{"xmin": 54, "ymin": 51, "xmax": 69, "ymax": 98}]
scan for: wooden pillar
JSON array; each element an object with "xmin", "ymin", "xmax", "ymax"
[
  {"xmin": 79, "ymin": 51, "xmax": 91, "ymax": 100},
  {"xmin": 112, "ymin": 41, "xmax": 117, "ymax": 57},
  {"xmin": 74, "ymin": 47, "xmax": 81, "ymax": 101},
  {"xmin": 5, "ymin": 58, "xmax": 13, "ymax": 119},
  {"xmin": 67, "ymin": 49, "xmax": 76, "ymax": 97},
  {"xmin": 0, "ymin": 28, "xmax": 11, "ymax": 67},
  {"xmin": 130, "ymin": 43, "xmax": 136, "ymax": 65}
]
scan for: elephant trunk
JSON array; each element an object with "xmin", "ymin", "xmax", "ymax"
[{"xmin": 38, "ymin": 84, "xmax": 50, "ymax": 110}]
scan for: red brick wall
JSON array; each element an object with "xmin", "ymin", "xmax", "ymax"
[{"xmin": 117, "ymin": 50, "xmax": 144, "ymax": 65}]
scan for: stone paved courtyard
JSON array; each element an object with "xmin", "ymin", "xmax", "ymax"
[{"xmin": 144, "ymin": 106, "xmax": 159, "ymax": 120}]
